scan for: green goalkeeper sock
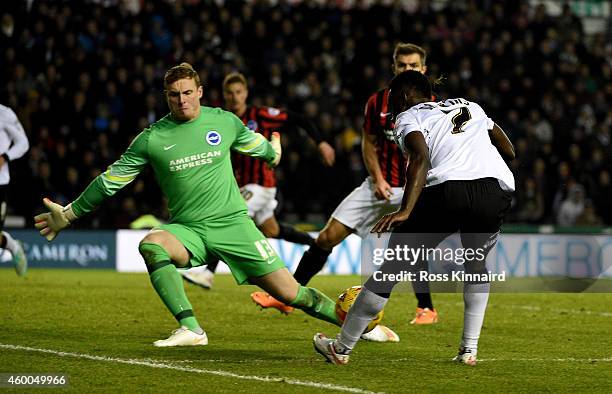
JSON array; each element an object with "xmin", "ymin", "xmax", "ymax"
[
  {"xmin": 289, "ymin": 285, "xmax": 341, "ymax": 326},
  {"xmin": 149, "ymin": 263, "xmax": 202, "ymax": 333}
]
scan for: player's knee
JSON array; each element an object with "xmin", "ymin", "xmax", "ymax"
[
  {"xmin": 258, "ymin": 216, "xmax": 280, "ymax": 238},
  {"xmin": 315, "ymin": 228, "xmax": 341, "ymax": 250},
  {"xmin": 141, "ymin": 231, "xmax": 167, "ymax": 246},
  {"xmin": 138, "ymin": 242, "xmax": 171, "ymax": 273},
  {"xmin": 261, "ymin": 225, "xmax": 279, "ymax": 238}
]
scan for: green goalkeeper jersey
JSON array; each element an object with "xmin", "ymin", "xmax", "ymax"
[{"xmin": 71, "ymin": 106, "xmax": 276, "ymax": 224}]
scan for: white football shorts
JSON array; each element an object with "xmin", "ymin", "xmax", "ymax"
[
  {"xmin": 240, "ymin": 184, "xmax": 278, "ymax": 226},
  {"xmin": 332, "ymin": 177, "xmax": 404, "ymax": 238}
]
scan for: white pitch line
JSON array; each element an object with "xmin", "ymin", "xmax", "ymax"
[{"xmin": 0, "ymin": 343, "xmax": 378, "ymax": 394}]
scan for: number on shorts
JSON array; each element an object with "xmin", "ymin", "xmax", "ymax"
[{"xmin": 254, "ymin": 239, "xmax": 276, "ymax": 259}]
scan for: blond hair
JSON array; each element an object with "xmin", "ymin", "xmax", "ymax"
[
  {"xmin": 223, "ymin": 72, "xmax": 247, "ymax": 90},
  {"xmin": 164, "ymin": 62, "xmax": 201, "ymax": 89}
]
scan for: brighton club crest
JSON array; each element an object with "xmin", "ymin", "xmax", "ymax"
[{"xmin": 206, "ymin": 130, "xmax": 221, "ymax": 146}]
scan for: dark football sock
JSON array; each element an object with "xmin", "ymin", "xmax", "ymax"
[
  {"xmin": 292, "ymin": 243, "xmax": 332, "ymax": 286},
  {"xmin": 277, "ymin": 223, "xmax": 315, "ymax": 246},
  {"xmin": 411, "ymin": 258, "xmax": 434, "ymax": 310},
  {"xmin": 415, "ymin": 291, "xmax": 434, "ymax": 310},
  {"xmin": 206, "ymin": 260, "xmax": 219, "ymax": 273}
]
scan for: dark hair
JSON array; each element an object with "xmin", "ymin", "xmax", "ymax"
[
  {"xmin": 164, "ymin": 62, "xmax": 201, "ymax": 89},
  {"xmin": 389, "ymin": 70, "xmax": 432, "ymax": 100}
]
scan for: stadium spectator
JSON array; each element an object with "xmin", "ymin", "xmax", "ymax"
[
  {"xmin": 0, "ymin": 0, "xmax": 610, "ymax": 227},
  {"xmin": 515, "ymin": 177, "xmax": 545, "ymax": 224},
  {"xmin": 557, "ymin": 184, "xmax": 587, "ymax": 226},
  {"xmin": 592, "ymin": 170, "xmax": 612, "ymax": 224},
  {"xmin": 575, "ymin": 199, "xmax": 603, "ymax": 226}
]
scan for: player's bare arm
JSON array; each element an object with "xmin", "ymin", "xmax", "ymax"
[
  {"xmin": 489, "ymin": 123, "xmax": 515, "ymax": 161},
  {"xmin": 362, "ymin": 130, "xmax": 392, "ymax": 201},
  {"xmin": 317, "ymin": 141, "xmax": 335, "ymax": 166},
  {"xmin": 371, "ymin": 131, "xmax": 428, "ymax": 233}
]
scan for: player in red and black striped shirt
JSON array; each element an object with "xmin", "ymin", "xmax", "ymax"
[
  {"xmin": 229, "ymin": 96, "xmax": 334, "ymax": 189},
  {"xmin": 362, "ymin": 86, "xmax": 406, "ymax": 194},
  {"xmin": 253, "ymin": 43, "xmax": 439, "ymax": 332},
  {"xmin": 225, "ymin": 72, "xmax": 334, "ymax": 235},
  {"xmin": 181, "ymin": 72, "xmax": 335, "ymax": 289}
]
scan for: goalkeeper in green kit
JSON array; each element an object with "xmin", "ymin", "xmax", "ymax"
[{"xmin": 34, "ymin": 63, "xmax": 341, "ymax": 347}]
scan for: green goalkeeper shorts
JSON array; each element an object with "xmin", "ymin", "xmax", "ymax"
[{"xmin": 157, "ymin": 214, "xmax": 286, "ymax": 285}]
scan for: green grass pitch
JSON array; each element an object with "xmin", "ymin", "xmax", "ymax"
[{"xmin": 1, "ymin": 268, "xmax": 611, "ymax": 393}]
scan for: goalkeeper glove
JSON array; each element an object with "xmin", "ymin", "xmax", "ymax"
[
  {"xmin": 269, "ymin": 132, "xmax": 282, "ymax": 168},
  {"xmin": 34, "ymin": 198, "xmax": 78, "ymax": 241}
]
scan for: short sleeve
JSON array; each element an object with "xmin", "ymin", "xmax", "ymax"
[
  {"xmin": 362, "ymin": 93, "xmax": 378, "ymax": 135},
  {"xmin": 468, "ymin": 101, "xmax": 494, "ymax": 129},
  {"xmin": 393, "ymin": 110, "xmax": 421, "ymax": 152}
]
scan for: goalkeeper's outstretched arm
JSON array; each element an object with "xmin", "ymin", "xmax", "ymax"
[
  {"xmin": 34, "ymin": 198, "xmax": 78, "ymax": 241},
  {"xmin": 34, "ymin": 131, "xmax": 150, "ymax": 241}
]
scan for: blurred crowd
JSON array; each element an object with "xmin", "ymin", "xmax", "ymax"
[{"xmin": 1, "ymin": 0, "xmax": 611, "ymax": 228}]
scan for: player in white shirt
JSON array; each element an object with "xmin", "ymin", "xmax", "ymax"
[
  {"xmin": 314, "ymin": 70, "xmax": 515, "ymax": 366},
  {"xmin": 0, "ymin": 104, "xmax": 30, "ymax": 276}
]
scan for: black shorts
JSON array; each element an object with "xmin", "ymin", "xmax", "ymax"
[
  {"xmin": 398, "ymin": 177, "xmax": 512, "ymax": 234},
  {"xmin": 366, "ymin": 178, "xmax": 512, "ymax": 292}
]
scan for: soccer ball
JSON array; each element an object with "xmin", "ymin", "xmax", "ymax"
[{"xmin": 335, "ymin": 286, "xmax": 384, "ymax": 333}]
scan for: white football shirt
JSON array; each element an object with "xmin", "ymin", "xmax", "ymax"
[
  {"xmin": 0, "ymin": 104, "xmax": 30, "ymax": 185},
  {"xmin": 394, "ymin": 98, "xmax": 515, "ymax": 191}
]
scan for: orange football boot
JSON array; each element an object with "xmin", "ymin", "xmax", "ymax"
[
  {"xmin": 250, "ymin": 291, "xmax": 295, "ymax": 314},
  {"xmin": 410, "ymin": 307, "xmax": 439, "ymax": 325}
]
